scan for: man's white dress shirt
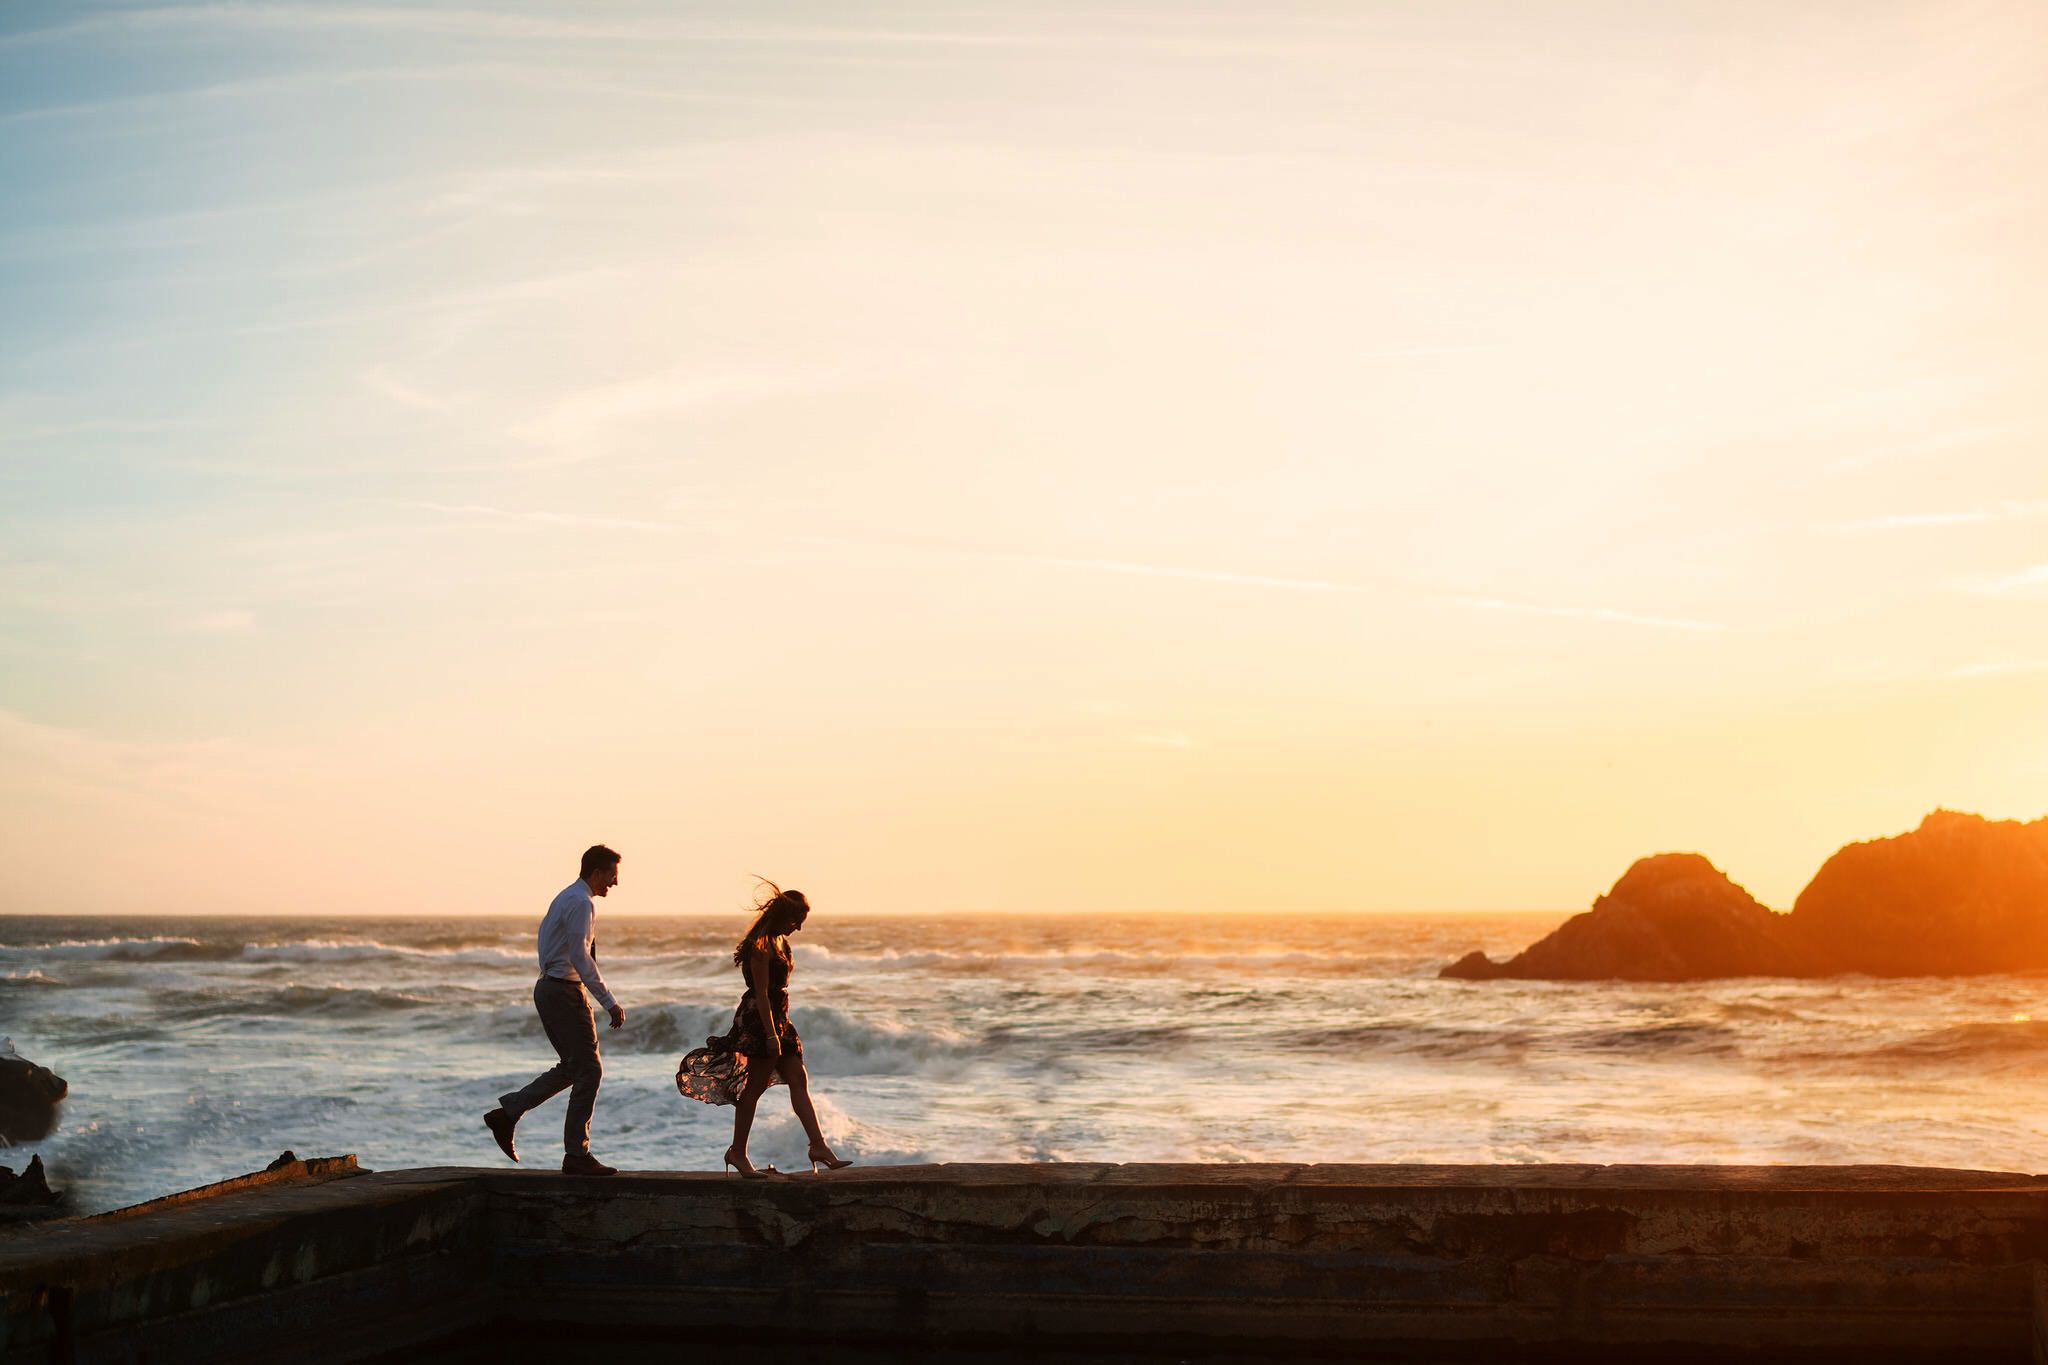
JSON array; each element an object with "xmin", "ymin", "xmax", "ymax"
[{"xmin": 537, "ymin": 879, "xmax": 617, "ymax": 1013}]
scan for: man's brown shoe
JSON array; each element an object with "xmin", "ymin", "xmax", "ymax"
[
  {"xmin": 561, "ymin": 1151, "xmax": 617, "ymax": 1177},
  {"xmin": 483, "ymin": 1108, "xmax": 518, "ymax": 1163}
]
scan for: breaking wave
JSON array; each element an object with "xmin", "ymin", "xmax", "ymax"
[
  {"xmin": 492, "ymin": 998, "xmax": 972, "ymax": 1073},
  {"xmin": 16, "ymin": 937, "xmax": 224, "ymax": 962},
  {"xmin": 1871, "ymin": 1020, "xmax": 2048, "ymax": 1067},
  {"xmin": 242, "ymin": 941, "xmax": 530, "ymax": 967},
  {"xmin": 0, "ymin": 969, "xmax": 67, "ymax": 988},
  {"xmin": 153, "ymin": 984, "xmax": 442, "ymax": 1021}
]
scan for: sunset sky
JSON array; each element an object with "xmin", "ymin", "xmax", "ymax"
[{"xmin": 2, "ymin": 1, "xmax": 2044, "ymax": 917}]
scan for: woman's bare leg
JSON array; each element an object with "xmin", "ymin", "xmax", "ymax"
[
  {"xmin": 777, "ymin": 1053, "xmax": 833, "ymax": 1154},
  {"xmin": 729, "ymin": 1063, "xmax": 774, "ymax": 1163}
]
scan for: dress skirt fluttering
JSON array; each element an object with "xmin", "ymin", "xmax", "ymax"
[{"xmin": 676, "ymin": 935, "xmax": 801, "ymax": 1107}]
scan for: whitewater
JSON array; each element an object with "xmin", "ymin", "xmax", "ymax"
[{"xmin": 4, "ymin": 912, "xmax": 2047, "ymax": 1213}]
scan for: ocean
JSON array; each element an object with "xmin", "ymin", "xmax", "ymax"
[{"xmin": 5, "ymin": 911, "xmax": 2047, "ymax": 1214}]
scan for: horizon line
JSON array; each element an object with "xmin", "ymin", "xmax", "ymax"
[{"xmin": 0, "ymin": 906, "xmax": 1582, "ymax": 919}]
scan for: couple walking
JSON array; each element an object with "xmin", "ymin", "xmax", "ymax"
[{"xmin": 481, "ymin": 845, "xmax": 853, "ymax": 1179}]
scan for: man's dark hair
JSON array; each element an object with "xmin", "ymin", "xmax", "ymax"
[{"xmin": 581, "ymin": 844, "xmax": 621, "ymax": 879}]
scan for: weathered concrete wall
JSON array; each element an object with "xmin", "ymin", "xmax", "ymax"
[
  {"xmin": 0, "ymin": 1160, "xmax": 486, "ymax": 1365},
  {"xmin": 6, "ymin": 1163, "xmax": 2048, "ymax": 1362}
]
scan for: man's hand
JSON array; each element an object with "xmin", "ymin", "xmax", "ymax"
[{"xmin": 608, "ymin": 1004, "xmax": 626, "ymax": 1030}]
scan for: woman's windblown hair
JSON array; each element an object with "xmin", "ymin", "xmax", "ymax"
[{"xmin": 732, "ymin": 879, "xmax": 810, "ymax": 966}]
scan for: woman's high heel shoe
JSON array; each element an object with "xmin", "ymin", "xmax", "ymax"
[
  {"xmin": 723, "ymin": 1146, "xmax": 772, "ymax": 1180},
  {"xmin": 808, "ymin": 1143, "xmax": 853, "ymax": 1174}
]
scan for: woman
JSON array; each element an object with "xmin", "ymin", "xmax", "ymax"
[{"xmin": 677, "ymin": 882, "xmax": 854, "ymax": 1178}]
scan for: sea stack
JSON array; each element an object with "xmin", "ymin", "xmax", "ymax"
[
  {"xmin": 0, "ymin": 1155, "xmax": 62, "ymax": 1221},
  {"xmin": 1442, "ymin": 810, "xmax": 2048, "ymax": 982},
  {"xmin": 1441, "ymin": 853, "xmax": 1808, "ymax": 981},
  {"xmin": 0, "ymin": 1048, "xmax": 66, "ymax": 1144},
  {"xmin": 1787, "ymin": 809, "xmax": 2048, "ymax": 976}
]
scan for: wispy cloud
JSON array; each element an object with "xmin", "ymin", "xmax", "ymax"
[
  {"xmin": 0, "ymin": 415, "xmax": 195, "ymax": 446},
  {"xmin": 1953, "ymin": 564, "xmax": 2048, "ymax": 598},
  {"xmin": 1, "ymin": 6, "xmax": 720, "ymax": 46},
  {"xmin": 1447, "ymin": 596, "xmax": 1727, "ymax": 633},
  {"xmin": 0, "ymin": 174, "xmax": 411, "ymax": 267},
  {"xmin": 507, "ymin": 363, "xmax": 857, "ymax": 466},
  {"xmin": 0, "ymin": 63, "xmax": 576, "ymax": 126},
  {"xmin": 1952, "ymin": 659, "xmax": 2048, "ymax": 678},
  {"xmin": 363, "ymin": 367, "xmax": 461, "ymax": 414},
  {"xmin": 1021, "ymin": 552, "xmax": 1721, "ymax": 632},
  {"xmin": 0, "ymin": 6, "xmax": 996, "ymax": 49},
  {"xmin": 1031, "ymin": 556, "xmax": 1361, "ymax": 593},
  {"xmin": 1823, "ymin": 501, "xmax": 2048, "ymax": 534},
  {"xmin": 802, "ymin": 536, "xmax": 1728, "ymax": 634},
  {"xmin": 2, "ymin": 6, "xmax": 1335, "ymax": 57},
  {"xmin": 0, "ymin": 61, "xmax": 778, "ymax": 132},
  {"xmin": 404, "ymin": 501, "xmax": 677, "ymax": 533},
  {"xmin": 794, "ymin": 533, "xmax": 1398, "ymax": 596},
  {"xmin": 1131, "ymin": 731, "xmax": 1194, "ymax": 748},
  {"xmin": 1825, "ymin": 422, "xmax": 2027, "ymax": 475},
  {"xmin": 11, "ymin": 257, "xmax": 632, "ymax": 364}
]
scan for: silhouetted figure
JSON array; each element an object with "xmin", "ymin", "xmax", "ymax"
[
  {"xmin": 484, "ymin": 845, "xmax": 627, "ymax": 1176},
  {"xmin": 677, "ymin": 882, "xmax": 852, "ymax": 1177}
]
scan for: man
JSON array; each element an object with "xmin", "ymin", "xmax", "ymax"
[{"xmin": 484, "ymin": 845, "xmax": 627, "ymax": 1176}]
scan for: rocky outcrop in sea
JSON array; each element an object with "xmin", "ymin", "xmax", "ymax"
[
  {"xmin": 0, "ymin": 1156, "xmax": 61, "ymax": 1221},
  {"xmin": 0, "ymin": 1043, "xmax": 66, "ymax": 1144},
  {"xmin": 1788, "ymin": 810, "xmax": 2048, "ymax": 976},
  {"xmin": 1442, "ymin": 810, "xmax": 2048, "ymax": 981}
]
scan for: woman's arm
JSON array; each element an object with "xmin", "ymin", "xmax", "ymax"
[{"xmin": 749, "ymin": 945, "xmax": 781, "ymax": 1057}]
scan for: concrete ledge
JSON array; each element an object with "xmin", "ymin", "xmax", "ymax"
[
  {"xmin": 5, "ymin": 1164, "xmax": 2048, "ymax": 1361},
  {"xmin": 80, "ymin": 1154, "xmax": 362, "ymax": 1225}
]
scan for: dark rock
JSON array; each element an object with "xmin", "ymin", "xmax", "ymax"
[
  {"xmin": 1788, "ymin": 809, "xmax": 2048, "ymax": 976},
  {"xmin": 1441, "ymin": 950, "xmax": 1503, "ymax": 980},
  {"xmin": 1442, "ymin": 810, "xmax": 2048, "ymax": 981},
  {"xmin": 0, "ymin": 1155, "xmax": 62, "ymax": 1217},
  {"xmin": 0, "ymin": 1050, "xmax": 66, "ymax": 1144},
  {"xmin": 1442, "ymin": 853, "xmax": 1808, "ymax": 981},
  {"xmin": 266, "ymin": 1150, "xmax": 300, "ymax": 1171}
]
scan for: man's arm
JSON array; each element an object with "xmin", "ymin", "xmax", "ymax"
[{"xmin": 564, "ymin": 901, "xmax": 621, "ymax": 1020}]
